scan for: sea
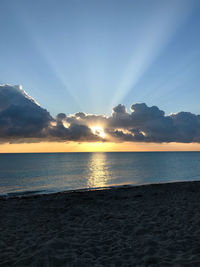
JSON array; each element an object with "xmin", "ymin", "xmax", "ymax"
[{"xmin": 0, "ymin": 152, "xmax": 200, "ymax": 197}]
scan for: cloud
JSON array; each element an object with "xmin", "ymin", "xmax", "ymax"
[
  {"xmin": 49, "ymin": 121, "xmax": 101, "ymax": 142},
  {"xmin": 0, "ymin": 84, "xmax": 200, "ymax": 143},
  {"xmin": 106, "ymin": 103, "xmax": 200, "ymax": 143},
  {"xmin": 0, "ymin": 85, "xmax": 52, "ymax": 141},
  {"xmin": 0, "ymin": 85, "xmax": 101, "ymax": 143}
]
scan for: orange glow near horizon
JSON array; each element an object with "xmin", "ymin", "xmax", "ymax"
[{"xmin": 1, "ymin": 141, "xmax": 200, "ymax": 153}]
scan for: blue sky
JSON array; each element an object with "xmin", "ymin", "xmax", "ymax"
[{"xmin": 0, "ymin": 0, "xmax": 200, "ymax": 117}]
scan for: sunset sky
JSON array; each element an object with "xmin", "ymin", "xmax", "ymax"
[{"xmin": 0, "ymin": 0, "xmax": 200, "ymax": 152}]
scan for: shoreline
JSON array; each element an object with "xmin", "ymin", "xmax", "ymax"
[
  {"xmin": 0, "ymin": 179, "xmax": 198, "ymax": 200},
  {"xmin": 1, "ymin": 180, "xmax": 200, "ymax": 266}
]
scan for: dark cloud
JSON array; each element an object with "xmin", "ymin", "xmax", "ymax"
[
  {"xmin": 56, "ymin": 113, "xmax": 66, "ymax": 121},
  {"xmin": 49, "ymin": 122, "xmax": 101, "ymax": 142},
  {"xmin": 0, "ymin": 85, "xmax": 52, "ymax": 140},
  {"xmin": 170, "ymin": 112, "xmax": 200, "ymax": 142},
  {"xmin": 0, "ymin": 84, "xmax": 200, "ymax": 143},
  {"xmin": 0, "ymin": 85, "xmax": 102, "ymax": 143}
]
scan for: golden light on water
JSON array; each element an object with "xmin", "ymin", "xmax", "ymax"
[
  {"xmin": 91, "ymin": 126, "xmax": 106, "ymax": 139},
  {"xmin": 87, "ymin": 152, "xmax": 109, "ymax": 188}
]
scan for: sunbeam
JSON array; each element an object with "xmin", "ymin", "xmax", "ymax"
[
  {"xmin": 0, "ymin": 0, "xmax": 200, "ymax": 116},
  {"xmin": 110, "ymin": 0, "xmax": 198, "ymax": 109}
]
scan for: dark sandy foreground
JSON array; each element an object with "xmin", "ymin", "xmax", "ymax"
[{"xmin": 1, "ymin": 182, "xmax": 200, "ymax": 267}]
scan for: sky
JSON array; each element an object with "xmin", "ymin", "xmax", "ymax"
[{"xmin": 0, "ymin": 0, "xmax": 200, "ymax": 152}]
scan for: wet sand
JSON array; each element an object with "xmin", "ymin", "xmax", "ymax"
[{"xmin": 1, "ymin": 181, "xmax": 200, "ymax": 266}]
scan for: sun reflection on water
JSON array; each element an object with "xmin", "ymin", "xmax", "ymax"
[{"xmin": 87, "ymin": 153, "xmax": 109, "ymax": 188}]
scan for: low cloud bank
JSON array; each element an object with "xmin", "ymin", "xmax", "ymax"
[{"xmin": 0, "ymin": 84, "xmax": 200, "ymax": 143}]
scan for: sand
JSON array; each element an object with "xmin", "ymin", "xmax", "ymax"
[{"xmin": 1, "ymin": 181, "xmax": 200, "ymax": 266}]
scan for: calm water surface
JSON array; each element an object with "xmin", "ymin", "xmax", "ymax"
[{"xmin": 0, "ymin": 152, "xmax": 200, "ymax": 196}]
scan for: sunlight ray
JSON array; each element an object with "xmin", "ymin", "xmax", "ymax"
[{"xmin": 110, "ymin": 0, "xmax": 197, "ymax": 109}]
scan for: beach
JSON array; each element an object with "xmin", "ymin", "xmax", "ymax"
[{"xmin": 1, "ymin": 181, "xmax": 200, "ymax": 266}]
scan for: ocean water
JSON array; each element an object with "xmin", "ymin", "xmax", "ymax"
[{"xmin": 0, "ymin": 152, "xmax": 200, "ymax": 197}]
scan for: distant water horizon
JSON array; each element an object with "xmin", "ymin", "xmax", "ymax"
[{"xmin": 1, "ymin": 152, "xmax": 200, "ymax": 197}]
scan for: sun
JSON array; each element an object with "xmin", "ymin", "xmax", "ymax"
[{"xmin": 91, "ymin": 126, "xmax": 106, "ymax": 139}]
